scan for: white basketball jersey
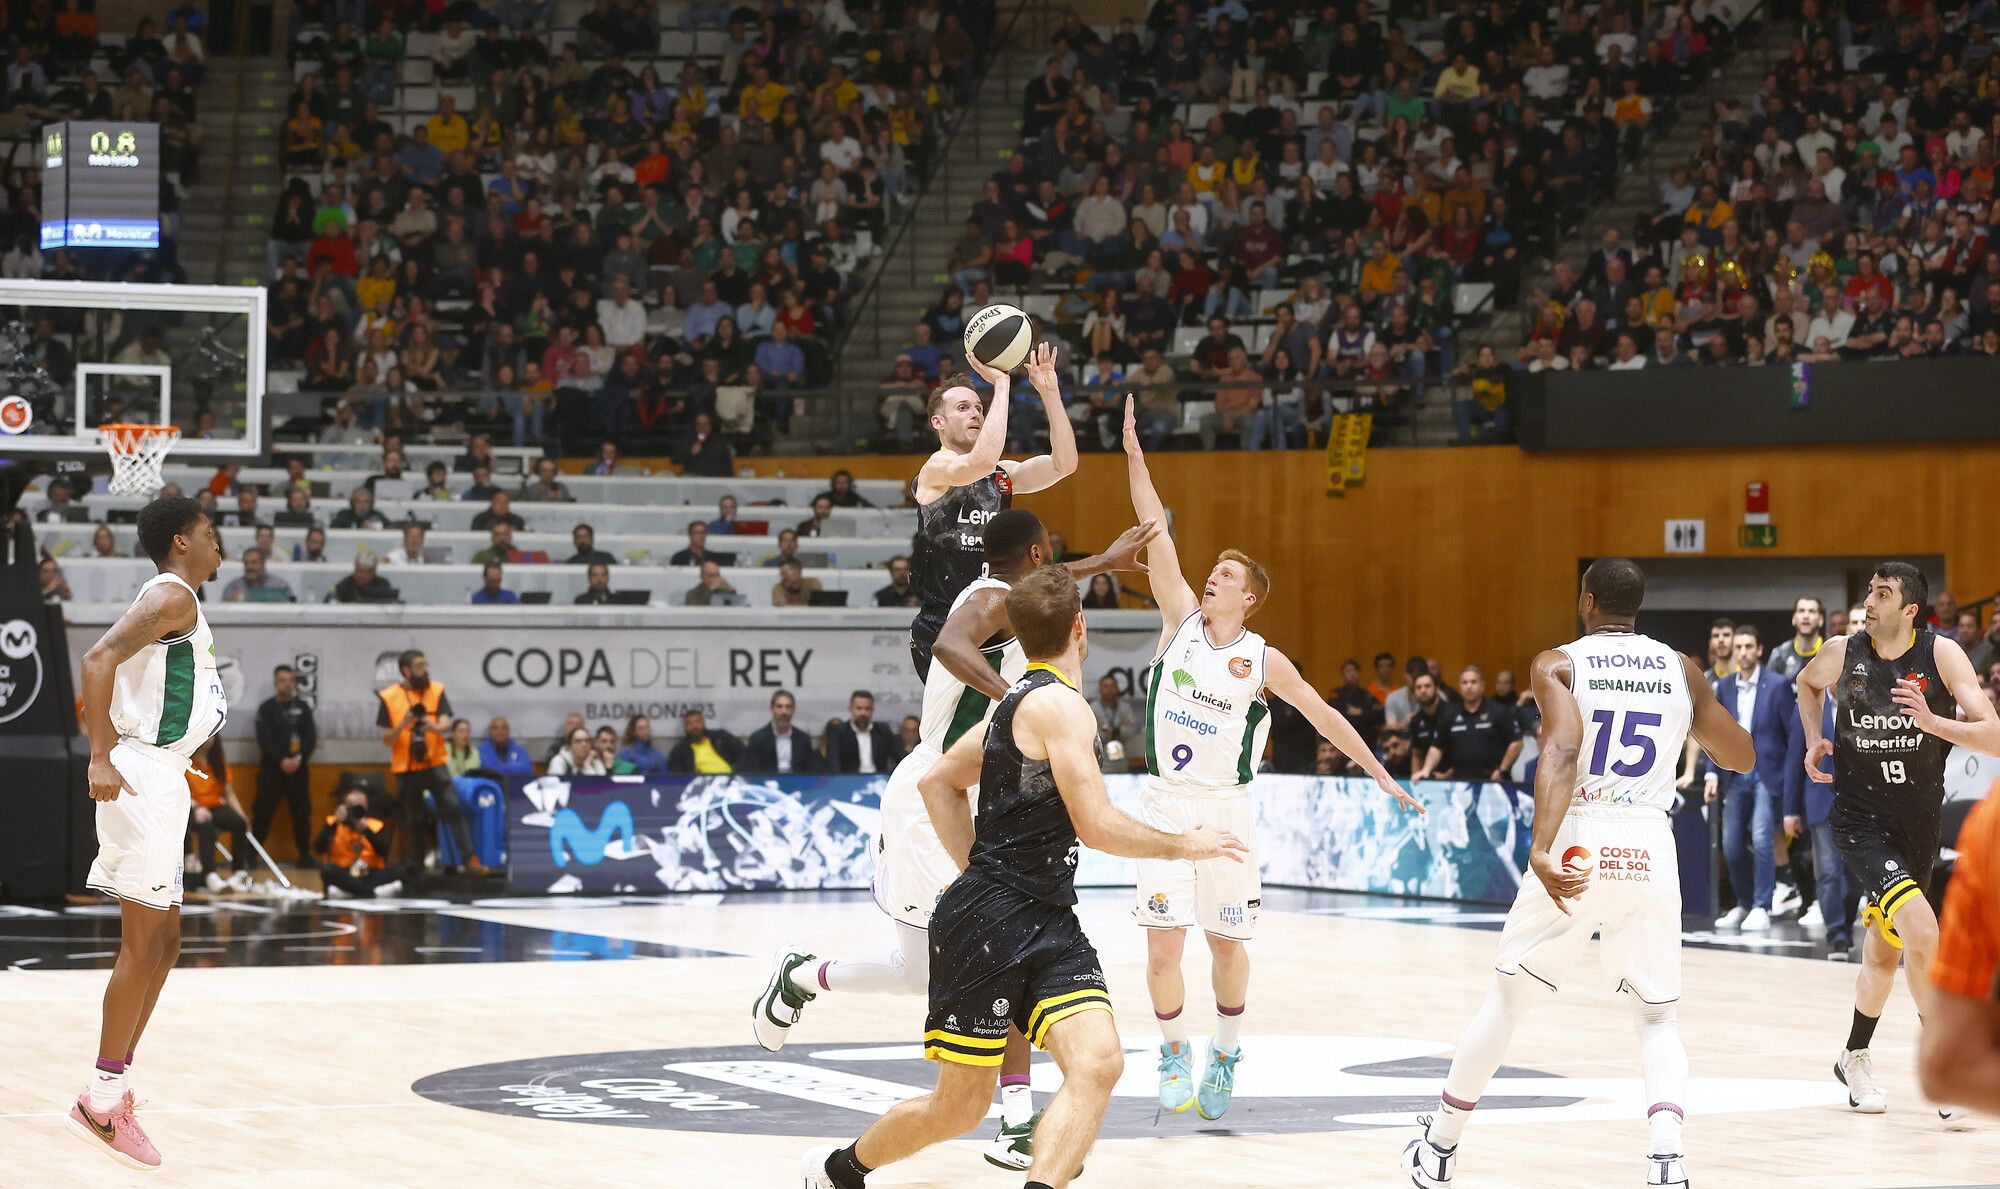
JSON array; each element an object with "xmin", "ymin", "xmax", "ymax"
[
  {"xmin": 1556, "ymin": 630, "xmax": 1692, "ymax": 813},
  {"xmin": 1143, "ymin": 611, "xmax": 1270, "ymax": 792},
  {"xmin": 916, "ymin": 577, "xmax": 1026, "ymax": 755},
  {"xmin": 110, "ymin": 573, "xmax": 227, "ymax": 761}
]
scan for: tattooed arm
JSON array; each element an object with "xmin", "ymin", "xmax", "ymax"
[{"xmin": 80, "ymin": 581, "xmax": 197, "ymax": 801}]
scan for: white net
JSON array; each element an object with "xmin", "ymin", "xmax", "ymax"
[{"xmin": 101, "ymin": 424, "xmax": 181, "ymax": 497}]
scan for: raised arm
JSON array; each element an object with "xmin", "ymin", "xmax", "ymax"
[
  {"xmin": 932, "ymin": 588, "xmax": 1014, "ymax": 702},
  {"xmin": 1062, "ymin": 518, "xmax": 1163, "ymax": 581},
  {"xmin": 1121, "ymin": 395, "xmax": 1198, "ymax": 625},
  {"xmin": 917, "ymin": 725, "xmax": 984, "ymax": 868},
  {"xmin": 1685, "ymin": 653, "xmax": 1756, "ymax": 774},
  {"xmin": 81, "ymin": 581, "xmax": 197, "ymax": 802},
  {"xmin": 1000, "ymin": 342, "xmax": 1080, "ymax": 494},
  {"xmin": 1265, "ymin": 647, "xmax": 1423, "ymax": 812},
  {"xmin": 1020, "ymin": 684, "xmax": 1246, "ymax": 862},
  {"xmin": 1524, "ymin": 648, "xmax": 1588, "ymax": 913},
  {"xmin": 914, "ymin": 356, "xmax": 1013, "ymax": 498},
  {"xmin": 1894, "ymin": 635, "xmax": 2000, "ymax": 756},
  {"xmin": 1796, "ymin": 635, "xmax": 1846, "ymax": 785}
]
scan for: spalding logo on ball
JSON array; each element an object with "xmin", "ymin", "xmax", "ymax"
[{"xmin": 963, "ymin": 303, "xmax": 1033, "ymax": 372}]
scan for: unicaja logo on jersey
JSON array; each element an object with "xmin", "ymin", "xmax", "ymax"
[{"xmin": 1171, "ymin": 667, "xmax": 1233, "ymax": 712}]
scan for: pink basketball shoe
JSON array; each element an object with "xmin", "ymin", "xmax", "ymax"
[{"xmin": 66, "ymin": 1093, "xmax": 161, "ymax": 1171}]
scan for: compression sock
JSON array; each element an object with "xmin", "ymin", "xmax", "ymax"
[
  {"xmin": 86, "ymin": 1059, "xmax": 126, "ymax": 1115},
  {"xmin": 1156, "ymin": 1005, "xmax": 1189, "ymax": 1046},
  {"xmin": 824, "ymin": 1144, "xmax": 870, "ymax": 1189},
  {"xmin": 1214, "ymin": 1002, "xmax": 1244, "ymax": 1052},
  {"xmin": 1846, "ymin": 1008, "xmax": 1880, "ymax": 1053},
  {"xmin": 1000, "ymin": 1075, "xmax": 1033, "ymax": 1128},
  {"xmin": 1430, "ymin": 1094, "xmax": 1474, "ymax": 1148}
]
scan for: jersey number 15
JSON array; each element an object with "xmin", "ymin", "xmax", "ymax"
[{"xmin": 1587, "ymin": 710, "xmax": 1663, "ymax": 777}]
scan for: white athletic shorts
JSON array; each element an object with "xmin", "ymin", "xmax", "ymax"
[
  {"xmin": 1493, "ymin": 808, "xmax": 1682, "ymax": 1004},
  {"xmin": 871, "ymin": 745, "xmax": 972, "ymax": 929},
  {"xmin": 86, "ymin": 741, "xmax": 192, "ymax": 912},
  {"xmin": 1132, "ymin": 779, "xmax": 1260, "ymax": 941}
]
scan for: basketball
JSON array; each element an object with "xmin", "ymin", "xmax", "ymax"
[{"xmin": 963, "ymin": 303, "xmax": 1033, "ymax": 372}]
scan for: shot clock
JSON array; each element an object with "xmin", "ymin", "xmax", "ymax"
[{"xmin": 39, "ymin": 121, "xmax": 162, "ymax": 250}]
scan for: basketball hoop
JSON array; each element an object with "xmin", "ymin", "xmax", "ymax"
[{"xmin": 99, "ymin": 422, "xmax": 181, "ymax": 497}]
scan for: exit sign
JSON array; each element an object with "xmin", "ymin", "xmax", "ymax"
[{"xmin": 1739, "ymin": 524, "xmax": 1778, "ymax": 548}]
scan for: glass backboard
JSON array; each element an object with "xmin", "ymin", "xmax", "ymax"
[{"xmin": 0, "ymin": 280, "xmax": 266, "ymax": 458}]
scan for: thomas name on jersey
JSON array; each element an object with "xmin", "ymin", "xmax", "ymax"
[{"xmin": 1581, "ymin": 651, "xmax": 1675, "ymax": 696}]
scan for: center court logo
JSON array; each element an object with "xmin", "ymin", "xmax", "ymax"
[{"xmin": 412, "ymin": 1036, "xmax": 1846, "ymax": 1137}]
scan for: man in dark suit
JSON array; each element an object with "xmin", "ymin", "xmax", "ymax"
[
  {"xmin": 823, "ymin": 689, "xmax": 903, "ymax": 775},
  {"xmin": 1786, "ymin": 695, "xmax": 1857, "ymax": 957},
  {"xmin": 743, "ymin": 689, "xmax": 826, "ymax": 774},
  {"xmin": 1702, "ymin": 624, "xmax": 1801, "ymax": 933},
  {"xmin": 665, "ymin": 709, "xmax": 746, "ymax": 774}
]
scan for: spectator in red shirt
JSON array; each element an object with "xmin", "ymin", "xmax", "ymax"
[
  {"xmin": 992, "ymin": 218, "xmax": 1033, "ymax": 285},
  {"xmin": 1843, "ymin": 251, "xmax": 1893, "ymax": 307},
  {"xmin": 307, "ymin": 227, "xmax": 359, "ymax": 276},
  {"xmin": 1232, "ymin": 201, "xmax": 1284, "ymax": 289}
]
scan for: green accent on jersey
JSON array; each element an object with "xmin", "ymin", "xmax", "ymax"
[
  {"xmin": 155, "ymin": 640, "xmax": 196, "ymax": 747},
  {"xmin": 1143, "ymin": 660, "xmax": 1166, "ymax": 775},
  {"xmin": 941, "ymin": 651, "xmax": 1006, "ymax": 749},
  {"xmin": 1235, "ymin": 700, "xmax": 1270, "ymax": 784},
  {"xmin": 1171, "ymin": 667, "xmax": 1195, "ymax": 691}
]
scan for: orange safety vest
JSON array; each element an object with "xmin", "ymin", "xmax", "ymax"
[
  {"xmin": 325, "ymin": 815, "xmax": 387, "ymax": 869},
  {"xmin": 379, "ymin": 681, "xmax": 447, "ymax": 773}
]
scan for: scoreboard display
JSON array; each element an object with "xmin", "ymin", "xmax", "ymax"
[{"xmin": 39, "ymin": 122, "xmax": 162, "ymax": 250}]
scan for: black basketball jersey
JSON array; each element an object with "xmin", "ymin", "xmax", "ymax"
[
  {"xmin": 912, "ymin": 467, "xmax": 1012, "ymax": 621},
  {"xmin": 968, "ymin": 664, "xmax": 1085, "ymax": 906},
  {"xmin": 1833, "ymin": 628, "xmax": 1957, "ymax": 815}
]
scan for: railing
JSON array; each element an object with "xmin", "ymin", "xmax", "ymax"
[
  {"xmin": 272, "ymin": 372, "xmax": 1466, "ymax": 456},
  {"xmin": 835, "ymin": 0, "xmax": 1060, "ymax": 372}
]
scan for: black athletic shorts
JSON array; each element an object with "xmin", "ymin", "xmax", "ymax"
[
  {"xmin": 910, "ymin": 607, "xmax": 946, "ymax": 682},
  {"xmin": 1831, "ymin": 804, "xmax": 1942, "ymax": 920},
  {"xmin": 924, "ymin": 870, "xmax": 1110, "ymax": 1067}
]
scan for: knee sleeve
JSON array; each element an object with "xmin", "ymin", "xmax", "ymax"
[
  {"xmin": 896, "ymin": 920, "xmax": 931, "ymax": 994},
  {"xmin": 1633, "ymin": 1001, "xmax": 1677, "ymax": 1033}
]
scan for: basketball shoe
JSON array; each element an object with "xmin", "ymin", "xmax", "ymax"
[
  {"xmin": 1402, "ymin": 1116, "xmax": 1456, "ymax": 1187},
  {"xmin": 753, "ymin": 946, "xmax": 817, "ymax": 1051},
  {"xmin": 800, "ymin": 1144, "xmax": 839, "ymax": 1188},
  {"xmin": 1157, "ymin": 1041, "xmax": 1196, "ymax": 1112},
  {"xmin": 1646, "ymin": 1152, "xmax": 1690, "ymax": 1187},
  {"xmin": 1835, "ymin": 1048, "xmax": 1887, "ymax": 1113},
  {"xmin": 66, "ymin": 1093, "xmax": 160, "ymax": 1171},
  {"xmin": 1196, "ymin": 1044, "xmax": 1241, "ymax": 1120}
]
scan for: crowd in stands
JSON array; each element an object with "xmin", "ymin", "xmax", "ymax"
[
  {"xmin": 0, "ymin": 2, "xmax": 202, "ymax": 282},
  {"xmin": 878, "ymin": 0, "xmax": 1749, "ymax": 451},
  {"xmin": 1508, "ymin": 2, "xmax": 2000, "ymax": 435},
  {"xmin": 268, "ymin": 0, "xmax": 994, "ymax": 459}
]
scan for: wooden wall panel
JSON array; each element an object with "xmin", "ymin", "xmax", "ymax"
[{"xmin": 740, "ymin": 444, "xmax": 2000, "ymax": 684}]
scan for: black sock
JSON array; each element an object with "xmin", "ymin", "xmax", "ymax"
[
  {"xmin": 825, "ymin": 1144, "xmax": 870, "ymax": 1189},
  {"xmin": 1775, "ymin": 863, "xmax": 1794, "ymax": 884},
  {"xmin": 1846, "ymin": 1008, "xmax": 1880, "ymax": 1053}
]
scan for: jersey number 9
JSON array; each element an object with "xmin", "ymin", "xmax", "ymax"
[{"xmin": 1171, "ymin": 743, "xmax": 1194, "ymax": 771}]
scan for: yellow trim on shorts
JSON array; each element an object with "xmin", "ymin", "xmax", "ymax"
[
  {"xmin": 1879, "ymin": 878, "xmax": 1924, "ymax": 920},
  {"xmin": 923, "ymin": 1029, "xmax": 1006, "ymax": 1067},
  {"xmin": 1026, "ymin": 989, "xmax": 1113, "ymax": 1048}
]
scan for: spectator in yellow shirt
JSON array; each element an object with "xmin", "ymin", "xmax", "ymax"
[
  {"xmin": 666, "ymin": 710, "xmax": 745, "ymax": 774},
  {"xmin": 1228, "ymin": 144, "xmax": 1261, "ymax": 187},
  {"xmin": 1186, "ymin": 144, "xmax": 1224, "ymax": 195},
  {"xmin": 1682, "ymin": 181, "xmax": 1733, "ymax": 238},
  {"xmin": 1358, "ymin": 239, "xmax": 1402, "ymax": 305},
  {"xmin": 425, "ymin": 93, "xmax": 469, "ymax": 154},
  {"xmin": 1433, "ymin": 52, "xmax": 1481, "ymax": 104},
  {"xmin": 814, "ymin": 63, "xmax": 859, "ymax": 116},
  {"xmin": 738, "ymin": 65, "xmax": 792, "ymax": 123}
]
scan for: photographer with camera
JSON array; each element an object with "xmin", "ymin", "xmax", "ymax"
[
  {"xmin": 376, "ymin": 650, "xmax": 483, "ymax": 880},
  {"xmin": 311, "ymin": 785, "xmax": 403, "ymax": 899}
]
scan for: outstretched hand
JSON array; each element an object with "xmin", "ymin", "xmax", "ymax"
[
  {"xmin": 1121, "ymin": 395, "xmax": 1143, "ymax": 456},
  {"xmin": 1097, "ymin": 519, "xmax": 1161, "ymax": 573},
  {"xmin": 1378, "ymin": 775, "xmax": 1425, "ymax": 814},
  {"xmin": 1024, "ymin": 341, "xmax": 1061, "ymax": 394}
]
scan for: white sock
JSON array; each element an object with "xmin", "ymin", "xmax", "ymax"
[
  {"xmin": 1635, "ymin": 1002, "xmax": 1689, "ymax": 1154},
  {"xmin": 85, "ymin": 1063, "xmax": 126, "ymax": 1115},
  {"xmin": 1000, "ymin": 1078, "xmax": 1033, "ymax": 1128},
  {"xmin": 1435, "ymin": 972, "xmax": 1544, "ymax": 1147},
  {"xmin": 1156, "ymin": 1006, "xmax": 1189, "ymax": 1046},
  {"xmin": 1214, "ymin": 1004, "xmax": 1243, "ymax": 1052},
  {"xmin": 812, "ymin": 949, "xmax": 914, "ymax": 995}
]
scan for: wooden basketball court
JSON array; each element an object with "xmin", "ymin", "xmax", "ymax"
[{"xmin": 0, "ymin": 889, "xmax": 1990, "ymax": 1187}]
